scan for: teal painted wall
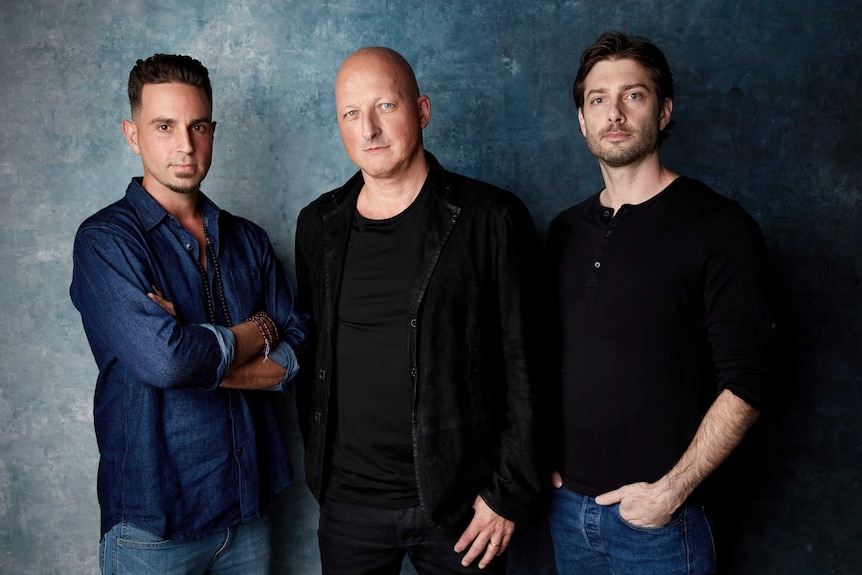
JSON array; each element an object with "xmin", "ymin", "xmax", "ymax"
[{"xmin": 0, "ymin": 1, "xmax": 859, "ymax": 573}]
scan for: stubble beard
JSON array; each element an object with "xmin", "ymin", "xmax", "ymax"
[{"xmin": 587, "ymin": 124, "xmax": 659, "ymax": 169}]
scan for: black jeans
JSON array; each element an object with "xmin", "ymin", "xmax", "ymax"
[{"xmin": 318, "ymin": 499, "xmax": 507, "ymax": 575}]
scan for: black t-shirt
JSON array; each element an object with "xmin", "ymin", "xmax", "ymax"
[
  {"xmin": 548, "ymin": 177, "xmax": 772, "ymax": 497},
  {"xmin": 324, "ymin": 186, "xmax": 429, "ymax": 508}
]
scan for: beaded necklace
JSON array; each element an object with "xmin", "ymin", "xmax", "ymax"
[{"xmin": 196, "ymin": 209, "xmax": 233, "ymax": 326}]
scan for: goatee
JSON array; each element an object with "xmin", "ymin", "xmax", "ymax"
[{"xmin": 167, "ymin": 184, "xmax": 200, "ymax": 195}]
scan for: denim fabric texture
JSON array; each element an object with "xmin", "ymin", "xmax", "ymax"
[
  {"xmin": 317, "ymin": 499, "xmax": 507, "ymax": 575},
  {"xmin": 547, "ymin": 487, "xmax": 716, "ymax": 575},
  {"xmin": 99, "ymin": 515, "xmax": 271, "ymax": 575},
  {"xmin": 71, "ymin": 179, "xmax": 306, "ymax": 540}
]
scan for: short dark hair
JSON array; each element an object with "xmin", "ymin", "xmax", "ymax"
[
  {"xmin": 573, "ymin": 31, "xmax": 674, "ymax": 109},
  {"xmin": 127, "ymin": 54, "xmax": 212, "ymax": 117}
]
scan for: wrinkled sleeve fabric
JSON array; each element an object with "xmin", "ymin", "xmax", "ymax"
[
  {"xmin": 71, "ymin": 223, "xmax": 225, "ymax": 389},
  {"xmin": 244, "ymin": 224, "xmax": 307, "ymax": 389},
  {"xmin": 703, "ymin": 204, "xmax": 774, "ymax": 411}
]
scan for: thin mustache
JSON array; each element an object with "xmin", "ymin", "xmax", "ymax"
[{"xmin": 601, "ymin": 125, "xmax": 631, "ymax": 136}]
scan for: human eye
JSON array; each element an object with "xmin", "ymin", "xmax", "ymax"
[
  {"xmin": 192, "ymin": 123, "xmax": 210, "ymax": 134},
  {"xmin": 590, "ymin": 96, "xmax": 604, "ymax": 105},
  {"xmin": 156, "ymin": 124, "xmax": 171, "ymax": 132},
  {"xmin": 626, "ymin": 92, "xmax": 643, "ymax": 101},
  {"xmin": 342, "ymin": 109, "xmax": 358, "ymax": 120},
  {"xmin": 379, "ymin": 102, "xmax": 394, "ymax": 111}
]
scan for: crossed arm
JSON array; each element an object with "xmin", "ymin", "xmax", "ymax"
[{"xmin": 148, "ymin": 287, "xmax": 287, "ymax": 390}]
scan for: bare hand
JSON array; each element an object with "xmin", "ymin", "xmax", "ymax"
[
  {"xmin": 147, "ymin": 285, "xmax": 176, "ymax": 317},
  {"xmin": 595, "ymin": 481, "xmax": 681, "ymax": 527},
  {"xmin": 551, "ymin": 470, "xmax": 563, "ymax": 488},
  {"xmin": 453, "ymin": 495, "xmax": 514, "ymax": 569}
]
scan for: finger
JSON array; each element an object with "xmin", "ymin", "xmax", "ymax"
[
  {"xmin": 551, "ymin": 470, "xmax": 563, "ymax": 488},
  {"xmin": 477, "ymin": 540, "xmax": 501, "ymax": 569},
  {"xmin": 495, "ymin": 530, "xmax": 513, "ymax": 555},
  {"xmin": 460, "ymin": 537, "xmax": 489, "ymax": 568},
  {"xmin": 595, "ymin": 487, "xmax": 624, "ymax": 506},
  {"xmin": 453, "ymin": 524, "xmax": 478, "ymax": 554}
]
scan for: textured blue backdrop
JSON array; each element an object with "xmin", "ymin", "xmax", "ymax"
[{"xmin": 1, "ymin": 1, "xmax": 860, "ymax": 573}]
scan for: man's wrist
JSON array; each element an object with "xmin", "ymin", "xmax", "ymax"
[{"xmin": 245, "ymin": 311, "xmax": 280, "ymax": 359}]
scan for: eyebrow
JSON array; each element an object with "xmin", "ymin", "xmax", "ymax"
[
  {"xmin": 586, "ymin": 83, "xmax": 651, "ymax": 98},
  {"xmin": 148, "ymin": 117, "xmax": 212, "ymax": 125}
]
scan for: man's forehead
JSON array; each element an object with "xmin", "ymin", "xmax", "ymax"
[{"xmin": 585, "ymin": 58, "xmax": 654, "ymax": 87}]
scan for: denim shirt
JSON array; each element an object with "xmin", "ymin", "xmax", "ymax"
[{"xmin": 71, "ymin": 178, "xmax": 306, "ymax": 540}]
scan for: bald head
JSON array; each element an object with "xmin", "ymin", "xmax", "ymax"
[{"xmin": 336, "ymin": 47, "xmax": 420, "ymax": 98}]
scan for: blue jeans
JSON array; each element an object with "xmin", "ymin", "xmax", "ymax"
[
  {"xmin": 547, "ymin": 487, "xmax": 716, "ymax": 575},
  {"xmin": 318, "ymin": 499, "xmax": 506, "ymax": 575},
  {"xmin": 99, "ymin": 515, "xmax": 271, "ymax": 575}
]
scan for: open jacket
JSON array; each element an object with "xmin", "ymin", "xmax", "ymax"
[{"xmin": 294, "ymin": 153, "xmax": 543, "ymax": 529}]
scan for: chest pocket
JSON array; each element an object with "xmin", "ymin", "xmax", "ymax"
[{"xmin": 227, "ymin": 266, "xmax": 264, "ymax": 313}]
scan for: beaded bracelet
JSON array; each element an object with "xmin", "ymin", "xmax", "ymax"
[{"xmin": 246, "ymin": 312, "xmax": 279, "ymax": 360}]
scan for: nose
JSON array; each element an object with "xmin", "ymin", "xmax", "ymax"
[
  {"xmin": 361, "ymin": 113, "xmax": 380, "ymax": 140},
  {"xmin": 176, "ymin": 128, "xmax": 194, "ymax": 153},
  {"xmin": 607, "ymin": 98, "xmax": 624, "ymax": 123}
]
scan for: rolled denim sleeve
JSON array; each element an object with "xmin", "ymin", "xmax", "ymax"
[
  {"xmin": 198, "ymin": 324, "xmax": 236, "ymax": 390},
  {"xmin": 261, "ymin": 341, "xmax": 300, "ymax": 392},
  {"xmin": 200, "ymin": 324, "xmax": 298, "ymax": 392}
]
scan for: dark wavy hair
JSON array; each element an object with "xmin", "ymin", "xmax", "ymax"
[
  {"xmin": 573, "ymin": 31, "xmax": 674, "ymax": 140},
  {"xmin": 127, "ymin": 54, "xmax": 212, "ymax": 117}
]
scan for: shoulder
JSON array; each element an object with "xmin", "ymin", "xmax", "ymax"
[
  {"xmin": 666, "ymin": 176, "xmax": 739, "ymax": 212},
  {"xmin": 666, "ymin": 177, "xmax": 765, "ymax": 247},
  {"xmin": 299, "ymin": 172, "xmax": 362, "ymax": 223},
  {"xmin": 74, "ymin": 196, "xmax": 144, "ymax": 242},
  {"xmin": 439, "ymin": 168, "xmax": 529, "ymax": 218}
]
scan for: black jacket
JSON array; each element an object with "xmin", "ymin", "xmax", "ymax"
[{"xmin": 294, "ymin": 153, "xmax": 543, "ymax": 529}]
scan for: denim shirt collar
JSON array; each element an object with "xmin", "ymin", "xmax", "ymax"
[{"xmin": 126, "ymin": 177, "xmax": 220, "ymax": 236}]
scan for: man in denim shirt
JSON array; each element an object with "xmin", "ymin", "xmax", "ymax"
[{"xmin": 70, "ymin": 54, "xmax": 306, "ymax": 574}]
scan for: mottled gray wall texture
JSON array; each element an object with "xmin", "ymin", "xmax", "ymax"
[{"xmin": 1, "ymin": 0, "xmax": 859, "ymax": 573}]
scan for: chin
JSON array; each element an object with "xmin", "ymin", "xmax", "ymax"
[{"xmin": 167, "ymin": 178, "xmax": 203, "ymax": 194}]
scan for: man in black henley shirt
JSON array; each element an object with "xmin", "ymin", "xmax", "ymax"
[{"xmin": 546, "ymin": 32, "xmax": 773, "ymax": 575}]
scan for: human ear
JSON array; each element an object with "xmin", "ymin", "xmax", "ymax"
[
  {"xmin": 418, "ymin": 95, "xmax": 431, "ymax": 129},
  {"xmin": 659, "ymin": 98, "xmax": 673, "ymax": 130},
  {"xmin": 122, "ymin": 119, "xmax": 140, "ymax": 155}
]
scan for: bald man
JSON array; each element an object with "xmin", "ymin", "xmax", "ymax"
[{"xmin": 295, "ymin": 47, "xmax": 543, "ymax": 574}]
